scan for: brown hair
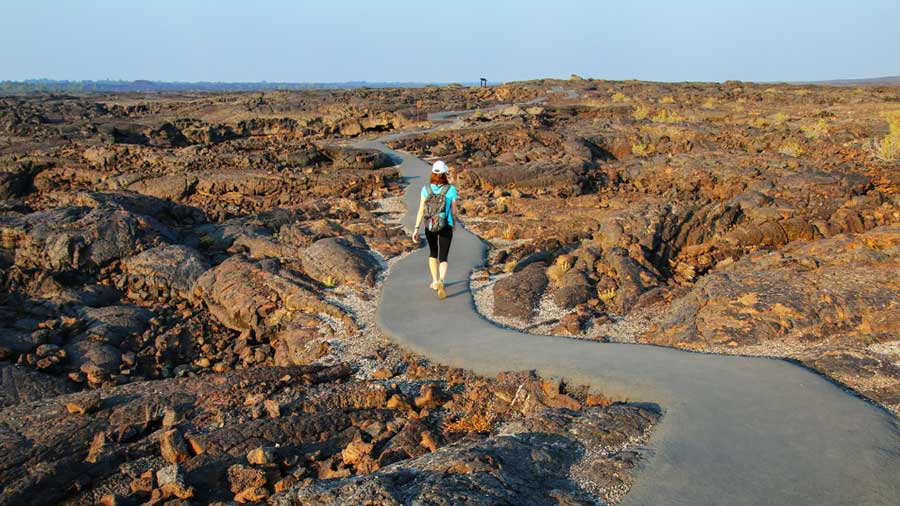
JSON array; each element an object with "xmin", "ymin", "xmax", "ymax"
[{"xmin": 430, "ymin": 172, "xmax": 449, "ymax": 185}]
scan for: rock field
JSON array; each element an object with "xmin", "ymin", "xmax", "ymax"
[
  {"xmin": 0, "ymin": 83, "xmax": 658, "ymax": 505},
  {"xmin": 389, "ymin": 79, "xmax": 900, "ymax": 414}
]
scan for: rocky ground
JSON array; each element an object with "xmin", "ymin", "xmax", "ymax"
[
  {"xmin": 0, "ymin": 84, "xmax": 658, "ymax": 505},
  {"xmin": 389, "ymin": 78, "xmax": 900, "ymax": 414}
]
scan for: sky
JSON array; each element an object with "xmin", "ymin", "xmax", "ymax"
[{"xmin": 2, "ymin": 0, "xmax": 898, "ymax": 83}]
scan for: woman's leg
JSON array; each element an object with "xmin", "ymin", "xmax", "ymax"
[
  {"xmin": 437, "ymin": 227, "xmax": 453, "ymax": 282},
  {"xmin": 425, "ymin": 230, "xmax": 440, "ymax": 287},
  {"xmin": 429, "ymin": 258, "xmax": 439, "ymax": 287}
]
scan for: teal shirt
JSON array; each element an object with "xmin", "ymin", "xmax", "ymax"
[{"xmin": 421, "ymin": 184, "xmax": 458, "ymax": 226}]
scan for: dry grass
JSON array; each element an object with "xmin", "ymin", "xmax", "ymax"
[
  {"xmin": 442, "ymin": 412, "xmax": 496, "ymax": 434},
  {"xmin": 651, "ymin": 109, "xmax": 684, "ymax": 124},
  {"xmin": 547, "ymin": 255, "xmax": 573, "ymax": 284},
  {"xmin": 779, "ymin": 141, "xmax": 804, "ymax": 157},
  {"xmin": 801, "ymin": 119, "xmax": 829, "ymax": 139},
  {"xmin": 770, "ymin": 112, "xmax": 790, "ymax": 124},
  {"xmin": 874, "ymin": 111, "xmax": 900, "ymax": 161},
  {"xmin": 501, "ymin": 223, "xmax": 517, "ymax": 240},
  {"xmin": 631, "ymin": 142, "xmax": 653, "ymax": 156},
  {"xmin": 632, "ymin": 104, "xmax": 650, "ymax": 121},
  {"xmin": 599, "ymin": 288, "xmax": 616, "ymax": 303}
]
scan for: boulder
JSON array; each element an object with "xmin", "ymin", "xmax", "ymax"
[
  {"xmin": 492, "ymin": 262, "xmax": 549, "ymax": 321},
  {"xmin": 1, "ymin": 205, "xmax": 168, "ymax": 273},
  {"xmin": 76, "ymin": 305, "xmax": 153, "ymax": 347},
  {"xmin": 551, "ymin": 269, "xmax": 594, "ymax": 309},
  {"xmin": 0, "ymin": 172, "xmax": 28, "ymax": 200},
  {"xmin": 123, "ymin": 244, "xmax": 209, "ymax": 297},
  {"xmin": 127, "ymin": 173, "xmax": 199, "ymax": 201},
  {"xmin": 323, "ymin": 146, "xmax": 393, "ymax": 170},
  {"xmin": 193, "ymin": 255, "xmax": 353, "ymax": 337},
  {"xmin": 156, "ymin": 464, "xmax": 195, "ymax": 499},
  {"xmin": 299, "ymin": 237, "xmax": 379, "ymax": 287},
  {"xmin": 0, "ymin": 329, "xmax": 41, "ymax": 359},
  {"xmin": 160, "ymin": 428, "xmax": 192, "ymax": 464},
  {"xmin": 0, "ymin": 365, "xmax": 74, "ymax": 407},
  {"xmin": 66, "ymin": 340, "xmax": 122, "ymax": 376}
]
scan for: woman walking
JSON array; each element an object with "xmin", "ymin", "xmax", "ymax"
[{"xmin": 411, "ymin": 160, "xmax": 460, "ymax": 299}]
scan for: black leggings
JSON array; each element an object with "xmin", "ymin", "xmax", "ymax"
[{"xmin": 425, "ymin": 226, "xmax": 453, "ymax": 262}]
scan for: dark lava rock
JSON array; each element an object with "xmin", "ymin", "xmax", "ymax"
[
  {"xmin": 492, "ymin": 262, "xmax": 549, "ymax": 321},
  {"xmin": 299, "ymin": 237, "xmax": 380, "ymax": 287},
  {"xmin": 123, "ymin": 244, "xmax": 210, "ymax": 297},
  {"xmin": 0, "ymin": 365, "xmax": 74, "ymax": 407},
  {"xmin": 552, "ymin": 269, "xmax": 595, "ymax": 309},
  {"xmin": 323, "ymin": 146, "xmax": 393, "ymax": 170}
]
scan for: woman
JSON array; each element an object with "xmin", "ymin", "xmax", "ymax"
[{"xmin": 411, "ymin": 160, "xmax": 460, "ymax": 299}]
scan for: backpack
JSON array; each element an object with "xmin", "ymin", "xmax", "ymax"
[{"xmin": 424, "ymin": 185, "xmax": 450, "ymax": 232}]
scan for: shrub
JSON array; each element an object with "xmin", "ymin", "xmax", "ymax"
[
  {"xmin": 876, "ymin": 135, "xmax": 900, "ymax": 160},
  {"xmin": 632, "ymin": 104, "xmax": 650, "ymax": 120},
  {"xmin": 801, "ymin": 119, "xmax": 829, "ymax": 139},
  {"xmin": 442, "ymin": 412, "xmax": 495, "ymax": 434},
  {"xmin": 874, "ymin": 111, "xmax": 900, "ymax": 161},
  {"xmin": 631, "ymin": 142, "xmax": 653, "ymax": 156},
  {"xmin": 599, "ymin": 288, "xmax": 616, "ymax": 302},
  {"xmin": 651, "ymin": 109, "xmax": 684, "ymax": 124},
  {"xmin": 546, "ymin": 255, "xmax": 573, "ymax": 284},
  {"xmin": 770, "ymin": 112, "xmax": 790, "ymax": 124},
  {"xmin": 779, "ymin": 141, "xmax": 804, "ymax": 157}
]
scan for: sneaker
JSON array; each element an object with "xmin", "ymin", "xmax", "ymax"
[{"xmin": 437, "ymin": 281, "xmax": 446, "ymax": 299}]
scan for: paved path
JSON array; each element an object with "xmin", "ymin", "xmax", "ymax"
[{"xmin": 354, "ymin": 106, "xmax": 900, "ymax": 505}]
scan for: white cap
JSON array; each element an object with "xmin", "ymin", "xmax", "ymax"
[{"xmin": 431, "ymin": 160, "xmax": 448, "ymax": 174}]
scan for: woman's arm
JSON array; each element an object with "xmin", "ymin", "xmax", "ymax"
[
  {"xmin": 411, "ymin": 195, "xmax": 427, "ymax": 239},
  {"xmin": 451, "ymin": 198, "xmax": 462, "ymax": 228}
]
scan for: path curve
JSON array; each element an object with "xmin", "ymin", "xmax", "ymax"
[{"xmin": 354, "ymin": 104, "xmax": 900, "ymax": 505}]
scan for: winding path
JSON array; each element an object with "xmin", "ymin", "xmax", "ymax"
[{"xmin": 353, "ymin": 104, "xmax": 900, "ymax": 505}]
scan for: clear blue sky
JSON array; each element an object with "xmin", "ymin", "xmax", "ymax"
[{"xmin": 2, "ymin": 0, "xmax": 898, "ymax": 83}]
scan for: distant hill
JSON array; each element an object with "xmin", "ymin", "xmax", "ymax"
[
  {"xmin": 803, "ymin": 76, "xmax": 900, "ymax": 86},
  {"xmin": 0, "ymin": 79, "xmax": 478, "ymax": 94}
]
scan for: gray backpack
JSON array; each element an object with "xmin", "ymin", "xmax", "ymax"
[{"xmin": 424, "ymin": 185, "xmax": 450, "ymax": 232}]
